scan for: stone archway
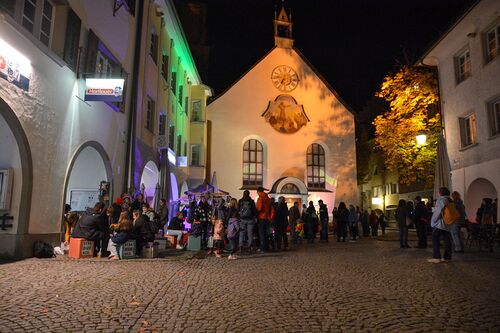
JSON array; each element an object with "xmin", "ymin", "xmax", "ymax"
[
  {"xmin": 140, "ymin": 160, "xmax": 159, "ymax": 207},
  {"xmin": 63, "ymin": 141, "xmax": 113, "ymax": 212},
  {"xmin": 466, "ymin": 178, "xmax": 497, "ymax": 221},
  {"xmin": 0, "ymin": 97, "xmax": 33, "ymax": 258}
]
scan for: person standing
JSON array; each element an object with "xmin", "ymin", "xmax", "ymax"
[
  {"xmin": 429, "ymin": 187, "xmax": 453, "ymax": 263},
  {"xmin": 237, "ymin": 190, "xmax": 257, "ymax": 252},
  {"xmin": 334, "ymin": 202, "xmax": 349, "ymax": 242},
  {"xmin": 306, "ymin": 201, "xmax": 318, "ymax": 243},
  {"xmin": 414, "ymin": 196, "xmax": 428, "ymax": 248},
  {"xmin": 256, "ymin": 186, "xmax": 272, "ymax": 252},
  {"xmin": 369, "ymin": 209, "xmax": 379, "ymax": 238},
  {"xmin": 348, "ymin": 205, "xmax": 358, "ymax": 241},
  {"xmin": 301, "ymin": 204, "xmax": 310, "ymax": 242},
  {"xmin": 361, "ymin": 209, "xmax": 370, "ymax": 237},
  {"xmin": 318, "ymin": 200, "xmax": 329, "ymax": 242},
  {"xmin": 378, "ymin": 211, "xmax": 386, "ymax": 235},
  {"xmin": 289, "ymin": 202, "xmax": 301, "ymax": 244},
  {"xmin": 194, "ymin": 196, "xmax": 212, "ymax": 249},
  {"xmin": 227, "ymin": 211, "xmax": 240, "ymax": 260},
  {"xmin": 450, "ymin": 191, "xmax": 466, "ymax": 253},
  {"xmin": 274, "ymin": 196, "xmax": 289, "ymax": 250},
  {"xmin": 396, "ymin": 199, "xmax": 409, "ymax": 249}
]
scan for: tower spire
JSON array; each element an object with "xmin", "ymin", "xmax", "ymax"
[{"xmin": 273, "ymin": 3, "xmax": 294, "ymax": 48}]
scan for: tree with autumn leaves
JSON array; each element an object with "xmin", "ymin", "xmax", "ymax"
[{"xmin": 373, "ymin": 65, "xmax": 440, "ymax": 187}]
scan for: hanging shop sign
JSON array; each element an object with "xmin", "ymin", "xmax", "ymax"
[
  {"xmin": 84, "ymin": 78, "xmax": 124, "ymax": 102},
  {"xmin": 0, "ymin": 39, "xmax": 31, "ymax": 92}
]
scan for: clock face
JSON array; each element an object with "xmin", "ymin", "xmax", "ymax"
[{"xmin": 271, "ymin": 65, "xmax": 299, "ymax": 92}]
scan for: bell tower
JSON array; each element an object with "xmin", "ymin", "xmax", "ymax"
[{"xmin": 274, "ymin": 5, "xmax": 294, "ymax": 48}]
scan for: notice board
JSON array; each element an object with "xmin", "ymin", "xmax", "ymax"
[{"xmin": 70, "ymin": 189, "xmax": 100, "ymax": 212}]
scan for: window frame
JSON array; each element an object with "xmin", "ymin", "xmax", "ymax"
[
  {"xmin": 488, "ymin": 97, "xmax": 500, "ymax": 138},
  {"xmin": 459, "ymin": 113, "xmax": 477, "ymax": 148},
  {"xmin": 455, "ymin": 48, "xmax": 471, "ymax": 84},
  {"xmin": 158, "ymin": 113, "xmax": 166, "ymax": 136},
  {"xmin": 168, "ymin": 126, "xmax": 175, "ymax": 150},
  {"xmin": 191, "ymin": 99, "xmax": 202, "ymax": 122},
  {"xmin": 242, "ymin": 139, "xmax": 264, "ymax": 188},
  {"xmin": 485, "ymin": 22, "xmax": 500, "ymax": 63},
  {"xmin": 306, "ymin": 143, "xmax": 326, "ymax": 189},
  {"xmin": 149, "ymin": 30, "xmax": 159, "ymax": 64},
  {"xmin": 145, "ymin": 97, "xmax": 155, "ymax": 133},
  {"xmin": 190, "ymin": 144, "xmax": 201, "ymax": 166}
]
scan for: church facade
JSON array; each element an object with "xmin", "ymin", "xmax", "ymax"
[{"xmin": 206, "ymin": 8, "xmax": 358, "ymax": 211}]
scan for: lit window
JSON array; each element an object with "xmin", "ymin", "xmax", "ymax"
[
  {"xmin": 307, "ymin": 143, "xmax": 326, "ymax": 189},
  {"xmin": 455, "ymin": 49, "xmax": 471, "ymax": 83},
  {"xmin": 459, "ymin": 113, "xmax": 477, "ymax": 147},
  {"xmin": 243, "ymin": 139, "xmax": 264, "ymax": 187},
  {"xmin": 146, "ymin": 97, "xmax": 155, "ymax": 132},
  {"xmin": 489, "ymin": 98, "xmax": 500, "ymax": 137},
  {"xmin": 486, "ymin": 23, "xmax": 500, "ymax": 62},
  {"xmin": 191, "ymin": 100, "xmax": 202, "ymax": 122}
]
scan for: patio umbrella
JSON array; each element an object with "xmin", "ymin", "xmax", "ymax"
[{"xmin": 434, "ymin": 133, "xmax": 451, "ymax": 198}]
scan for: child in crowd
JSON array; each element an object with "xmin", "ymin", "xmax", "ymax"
[
  {"xmin": 213, "ymin": 215, "xmax": 225, "ymax": 258},
  {"xmin": 227, "ymin": 211, "xmax": 240, "ymax": 260},
  {"xmin": 295, "ymin": 219, "xmax": 304, "ymax": 244},
  {"xmin": 108, "ymin": 212, "xmax": 133, "ymax": 260}
]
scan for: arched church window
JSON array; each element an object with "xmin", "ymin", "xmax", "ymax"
[
  {"xmin": 281, "ymin": 183, "xmax": 300, "ymax": 194},
  {"xmin": 243, "ymin": 139, "xmax": 263, "ymax": 187},
  {"xmin": 307, "ymin": 143, "xmax": 326, "ymax": 189}
]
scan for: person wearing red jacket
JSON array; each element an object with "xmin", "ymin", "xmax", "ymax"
[{"xmin": 256, "ymin": 186, "xmax": 272, "ymax": 252}]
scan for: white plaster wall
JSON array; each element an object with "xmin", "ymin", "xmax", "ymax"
[
  {"xmin": 0, "ymin": 115, "xmax": 22, "ymax": 234},
  {"xmin": 0, "ymin": 0, "xmax": 134, "ymax": 236},
  {"xmin": 423, "ymin": 0, "xmax": 500, "ymax": 176},
  {"xmin": 451, "ymin": 158, "xmax": 500, "ymax": 220},
  {"xmin": 207, "ymin": 47, "xmax": 358, "ymax": 209},
  {"xmin": 65, "ymin": 146, "xmax": 107, "ymax": 204}
]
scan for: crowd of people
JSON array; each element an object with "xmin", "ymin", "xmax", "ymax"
[{"xmin": 63, "ymin": 185, "xmax": 498, "ymax": 261}]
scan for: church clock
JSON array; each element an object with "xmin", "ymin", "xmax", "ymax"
[{"xmin": 271, "ymin": 65, "xmax": 299, "ymax": 92}]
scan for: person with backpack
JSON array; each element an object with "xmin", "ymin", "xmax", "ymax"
[
  {"xmin": 428, "ymin": 187, "xmax": 453, "ymax": 263},
  {"xmin": 237, "ymin": 190, "xmax": 257, "ymax": 252},
  {"xmin": 256, "ymin": 186, "xmax": 272, "ymax": 253},
  {"xmin": 227, "ymin": 211, "xmax": 240, "ymax": 260}
]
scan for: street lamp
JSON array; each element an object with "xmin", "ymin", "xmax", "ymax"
[{"xmin": 416, "ymin": 131, "xmax": 427, "ymax": 145}]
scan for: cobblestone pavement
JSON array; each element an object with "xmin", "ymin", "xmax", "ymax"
[{"xmin": 1, "ymin": 237, "xmax": 500, "ymax": 333}]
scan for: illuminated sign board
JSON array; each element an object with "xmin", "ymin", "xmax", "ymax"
[
  {"xmin": 0, "ymin": 39, "xmax": 31, "ymax": 92},
  {"xmin": 84, "ymin": 78, "xmax": 124, "ymax": 102}
]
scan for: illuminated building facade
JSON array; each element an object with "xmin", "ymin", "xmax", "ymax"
[{"xmin": 206, "ymin": 7, "xmax": 358, "ymax": 212}]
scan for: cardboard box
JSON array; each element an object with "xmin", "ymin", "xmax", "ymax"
[
  {"xmin": 118, "ymin": 240, "xmax": 136, "ymax": 259},
  {"xmin": 166, "ymin": 235, "xmax": 177, "ymax": 249},
  {"xmin": 68, "ymin": 238, "xmax": 94, "ymax": 259}
]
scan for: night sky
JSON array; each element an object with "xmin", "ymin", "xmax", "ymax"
[{"xmin": 195, "ymin": 0, "xmax": 477, "ymax": 112}]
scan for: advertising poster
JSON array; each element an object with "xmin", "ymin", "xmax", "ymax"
[
  {"xmin": 0, "ymin": 39, "xmax": 31, "ymax": 92},
  {"xmin": 84, "ymin": 78, "xmax": 124, "ymax": 102}
]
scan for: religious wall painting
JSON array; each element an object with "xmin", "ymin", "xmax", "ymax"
[{"xmin": 262, "ymin": 94, "xmax": 309, "ymax": 134}]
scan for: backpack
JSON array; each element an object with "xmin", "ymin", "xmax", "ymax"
[
  {"xmin": 442, "ymin": 198, "xmax": 460, "ymax": 225},
  {"xmin": 227, "ymin": 219, "xmax": 240, "ymax": 239},
  {"xmin": 239, "ymin": 200, "xmax": 253, "ymax": 219},
  {"xmin": 33, "ymin": 240, "xmax": 55, "ymax": 258}
]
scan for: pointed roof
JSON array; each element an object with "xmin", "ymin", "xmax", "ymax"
[
  {"xmin": 277, "ymin": 7, "xmax": 290, "ymax": 22},
  {"xmin": 208, "ymin": 46, "xmax": 356, "ymax": 116}
]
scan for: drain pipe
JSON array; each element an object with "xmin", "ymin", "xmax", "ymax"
[{"xmin": 124, "ymin": 0, "xmax": 145, "ymax": 194}]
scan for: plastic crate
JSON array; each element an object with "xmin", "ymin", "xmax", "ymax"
[
  {"xmin": 68, "ymin": 238, "xmax": 94, "ymax": 259},
  {"xmin": 118, "ymin": 240, "xmax": 136, "ymax": 259}
]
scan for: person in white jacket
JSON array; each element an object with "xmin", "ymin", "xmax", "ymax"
[{"xmin": 428, "ymin": 187, "xmax": 453, "ymax": 263}]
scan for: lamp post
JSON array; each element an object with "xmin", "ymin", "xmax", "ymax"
[{"xmin": 416, "ymin": 131, "xmax": 427, "ymax": 145}]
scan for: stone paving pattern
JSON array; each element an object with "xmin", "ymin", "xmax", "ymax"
[{"xmin": 0, "ymin": 237, "xmax": 499, "ymax": 332}]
